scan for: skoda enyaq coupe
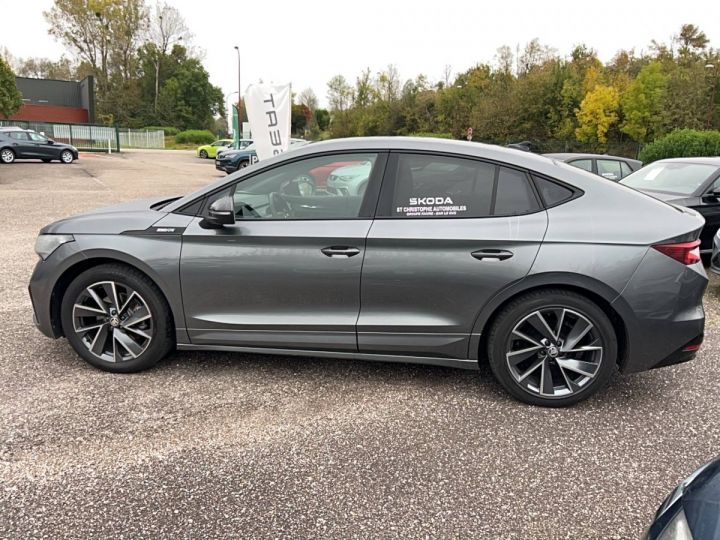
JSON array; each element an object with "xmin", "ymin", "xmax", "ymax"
[{"xmin": 29, "ymin": 137, "xmax": 707, "ymax": 407}]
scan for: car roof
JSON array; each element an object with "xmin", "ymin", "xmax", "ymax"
[
  {"xmin": 0, "ymin": 126, "xmax": 26, "ymax": 132},
  {"xmin": 543, "ymin": 152, "xmax": 639, "ymax": 162},
  {"xmin": 653, "ymin": 157, "xmax": 720, "ymax": 167}
]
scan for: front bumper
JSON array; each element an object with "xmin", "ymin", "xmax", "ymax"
[{"xmin": 215, "ymin": 160, "xmax": 236, "ymax": 173}]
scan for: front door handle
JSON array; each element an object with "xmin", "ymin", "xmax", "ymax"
[
  {"xmin": 471, "ymin": 249, "xmax": 514, "ymax": 261},
  {"xmin": 321, "ymin": 246, "xmax": 361, "ymax": 258}
]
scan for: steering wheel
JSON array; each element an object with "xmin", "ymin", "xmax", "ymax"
[{"xmin": 269, "ymin": 192, "xmax": 292, "ymax": 218}]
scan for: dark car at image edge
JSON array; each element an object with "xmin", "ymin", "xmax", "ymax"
[{"xmin": 28, "ymin": 137, "xmax": 707, "ymax": 407}]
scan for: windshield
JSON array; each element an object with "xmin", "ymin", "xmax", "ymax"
[{"xmin": 620, "ymin": 162, "xmax": 719, "ymax": 195}]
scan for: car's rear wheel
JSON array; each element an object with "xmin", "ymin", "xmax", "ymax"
[
  {"xmin": 60, "ymin": 150, "xmax": 74, "ymax": 164},
  {"xmin": 486, "ymin": 289, "xmax": 616, "ymax": 407},
  {"xmin": 1, "ymin": 148, "xmax": 15, "ymax": 164},
  {"xmin": 60, "ymin": 264, "xmax": 174, "ymax": 373},
  {"xmin": 199, "ymin": 149, "xmax": 208, "ymax": 159}
]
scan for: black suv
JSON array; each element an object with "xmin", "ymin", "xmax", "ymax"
[{"xmin": 0, "ymin": 127, "xmax": 78, "ymax": 164}]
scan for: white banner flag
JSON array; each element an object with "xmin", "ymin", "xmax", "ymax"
[{"xmin": 244, "ymin": 83, "xmax": 291, "ymax": 162}]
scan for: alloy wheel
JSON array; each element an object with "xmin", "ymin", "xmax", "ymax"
[
  {"xmin": 61, "ymin": 150, "xmax": 73, "ymax": 163},
  {"xmin": 505, "ymin": 307, "xmax": 603, "ymax": 399},
  {"xmin": 72, "ymin": 280, "xmax": 153, "ymax": 363},
  {"xmin": 1, "ymin": 149, "xmax": 14, "ymax": 163}
]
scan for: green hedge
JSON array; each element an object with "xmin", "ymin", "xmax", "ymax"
[
  {"xmin": 174, "ymin": 129, "xmax": 216, "ymax": 145},
  {"xmin": 640, "ymin": 129, "xmax": 720, "ymax": 164},
  {"xmin": 143, "ymin": 125, "xmax": 180, "ymax": 136},
  {"xmin": 411, "ymin": 132, "xmax": 454, "ymax": 139}
]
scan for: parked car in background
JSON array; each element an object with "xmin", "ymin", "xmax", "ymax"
[
  {"xmin": 621, "ymin": 158, "xmax": 720, "ymax": 253},
  {"xmin": 196, "ymin": 139, "xmax": 233, "ymax": 159},
  {"xmin": 644, "ymin": 456, "xmax": 720, "ymax": 540},
  {"xmin": 29, "ymin": 137, "xmax": 707, "ymax": 407},
  {"xmin": 544, "ymin": 153, "xmax": 642, "ymax": 181},
  {"xmin": 326, "ymin": 160, "xmax": 374, "ymax": 195},
  {"xmin": 0, "ymin": 127, "xmax": 78, "ymax": 164},
  {"xmin": 215, "ymin": 138, "xmax": 308, "ymax": 174},
  {"xmin": 215, "ymin": 139, "xmax": 254, "ymax": 160},
  {"xmin": 309, "ymin": 160, "xmax": 362, "ymax": 187}
]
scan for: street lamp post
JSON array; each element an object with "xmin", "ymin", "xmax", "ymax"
[{"xmin": 234, "ymin": 46, "xmax": 241, "ymax": 141}]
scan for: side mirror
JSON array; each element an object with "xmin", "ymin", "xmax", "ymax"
[
  {"xmin": 704, "ymin": 187, "xmax": 720, "ymax": 201},
  {"xmin": 47, "ymin": 139, "xmax": 54, "ymax": 145},
  {"xmin": 200, "ymin": 194, "xmax": 235, "ymax": 228}
]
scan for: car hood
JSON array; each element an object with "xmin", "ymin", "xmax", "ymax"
[
  {"xmin": 40, "ymin": 196, "xmax": 177, "ymax": 235},
  {"xmin": 330, "ymin": 161, "xmax": 372, "ymax": 177}
]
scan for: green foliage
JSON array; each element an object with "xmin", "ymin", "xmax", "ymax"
[
  {"xmin": 143, "ymin": 125, "xmax": 179, "ymax": 136},
  {"xmin": 411, "ymin": 132, "xmax": 453, "ymax": 139},
  {"xmin": 621, "ymin": 62, "xmax": 668, "ymax": 142},
  {"xmin": 175, "ymin": 129, "xmax": 215, "ymax": 145},
  {"xmin": 0, "ymin": 57, "xmax": 22, "ymax": 118},
  {"xmin": 639, "ymin": 129, "xmax": 720, "ymax": 163}
]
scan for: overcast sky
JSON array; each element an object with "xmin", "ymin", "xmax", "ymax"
[{"xmin": 1, "ymin": 0, "xmax": 719, "ymax": 109}]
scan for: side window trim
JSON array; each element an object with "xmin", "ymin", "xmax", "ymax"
[
  {"xmin": 188, "ymin": 151, "xmax": 389, "ymax": 221},
  {"xmin": 530, "ymin": 173, "xmax": 585, "ymax": 209}
]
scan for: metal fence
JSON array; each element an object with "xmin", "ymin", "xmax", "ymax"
[
  {"xmin": 118, "ymin": 129, "xmax": 165, "ymax": 149},
  {"xmin": 0, "ymin": 120, "xmax": 165, "ymax": 151}
]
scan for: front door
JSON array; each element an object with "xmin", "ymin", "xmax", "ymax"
[
  {"xmin": 180, "ymin": 151, "xmax": 386, "ymax": 351},
  {"xmin": 358, "ymin": 152, "xmax": 548, "ymax": 359},
  {"xmin": 27, "ymin": 132, "xmax": 57, "ymax": 159}
]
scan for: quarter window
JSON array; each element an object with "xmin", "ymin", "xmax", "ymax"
[
  {"xmin": 597, "ymin": 159, "xmax": 622, "ymax": 181},
  {"xmin": 532, "ymin": 175, "xmax": 575, "ymax": 206},
  {"xmin": 228, "ymin": 153, "xmax": 378, "ymax": 220},
  {"xmin": 619, "ymin": 161, "xmax": 633, "ymax": 178},
  {"xmin": 387, "ymin": 154, "xmax": 540, "ymax": 218}
]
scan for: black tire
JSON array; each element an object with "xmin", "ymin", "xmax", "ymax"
[
  {"xmin": 60, "ymin": 264, "xmax": 174, "ymax": 373},
  {"xmin": 0, "ymin": 148, "xmax": 15, "ymax": 164},
  {"xmin": 42, "ymin": 158, "xmax": 52, "ymax": 163},
  {"xmin": 199, "ymin": 150, "xmax": 208, "ymax": 159},
  {"xmin": 486, "ymin": 289, "xmax": 617, "ymax": 407},
  {"xmin": 239, "ymin": 160, "xmax": 249, "ymax": 169},
  {"xmin": 60, "ymin": 150, "xmax": 74, "ymax": 164}
]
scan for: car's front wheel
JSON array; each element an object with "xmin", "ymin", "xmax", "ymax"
[
  {"xmin": 60, "ymin": 264, "xmax": 174, "ymax": 373},
  {"xmin": 486, "ymin": 289, "xmax": 617, "ymax": 407},
  {"xmin": 199, "ymin": 150, "xmax": 208, "ymax": 159},
  {"xmin": 60, "ymin": 150, "xmax": 74, "ymax": 164},
  {"xmin": 239, "ymin": 160, "xmax": 249, "ymax": 169},
  {"xmin": 1, "ymin": 148, "xmax": 15, "ymax": 164}
]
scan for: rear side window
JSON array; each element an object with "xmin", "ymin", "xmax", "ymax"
[
  {"xmin": 620, "ymin": 161, "xmax": 633, "ymax": 177},
  {"xmin": 385, "ymin": 153, "xmax": 540, "ymax": 218},
  {"xmin": 568, "ymin": 159, "xmax": 593, "ymax": 172},
  {"xmin": 532, "ymin": 176, "xmax": 575, "ymax": 206},
  {"xmin": 597, "ymin": 159, "xmax": 622, "ymax": 181},
  {"xmin": 494, "ymin": 167, "xmax": 540, "ymax": 215}
]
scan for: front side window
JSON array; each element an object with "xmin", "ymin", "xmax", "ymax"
[
  {"xmin": 229, "ymin": 153, "xmax": 378, "ymax": 220},
  {"xmin": 597, "ymin": 159, "xmax": 622, "ymax": 181},
  {"xmin": 28, "ymin": 132, "xmax": 48, "ymax": 142},
  {"xmin": 387, "ymin": 153, "xmax": 540, "ymax": 218}
]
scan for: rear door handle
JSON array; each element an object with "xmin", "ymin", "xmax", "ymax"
[
  {"xmin": 471, "ymin": 249, "xmax": 514, "ymax": 261},
  {"xmin": 321, "ymin": 246, "xmax": 361, "ymax": 258}
]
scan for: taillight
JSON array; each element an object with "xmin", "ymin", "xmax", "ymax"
[{"xmin": 653, "ymin": 240, "xmax": 701, "ymax": 265}]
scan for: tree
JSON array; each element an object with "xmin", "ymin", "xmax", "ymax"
[
  {"xmin": 0, "ymin": 57, "xmax": 23, "ymax": 118},
  {"xmin": 297, "ymin": 88, "xmax": 318, "ymax": 112},
  {"xmin": 146, "ymin": 1, "xmax": 192, "ymax": 110},
  {"xmin": 14, "ymin": 56, "xmax": 75, "ymax": 80},
  {"xmin": 575, "ymin": 84, "xmax": 620, "ymax": 145},
  {"xmin": 44, "ymin": 0, "xmax": 147, "ymax": 114},
  {"xmin": 621, "ymin": 61, "xmax": 668, "ymax": 142}
]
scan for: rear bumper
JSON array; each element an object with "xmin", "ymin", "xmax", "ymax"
[{"xmin": 614, "ymin": 249, "xmax": 707, "ymax": 374}]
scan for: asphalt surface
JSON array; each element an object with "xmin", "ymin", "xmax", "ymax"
[{"xmin": 2, "ymin": 150, "xmax": 720, "ymax": 539}]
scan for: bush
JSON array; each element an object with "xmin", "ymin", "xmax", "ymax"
[
  {"xmin": 174, "ymin": 129, "xmax": 216, "ymax": 145},
  {"xmin": 639, "ymin": 129, "xmax": 720, "ymax": 164},
  {"xmin": 144, "ymin": 125, "xmax": 179, "ymax": 136},
  {"xmin": 410, "ymin": 132, "xmax": 454, "ymax": 139}
]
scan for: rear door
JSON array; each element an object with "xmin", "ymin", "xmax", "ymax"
[
  {"xmin": 357, "ymin": 152, "xmax": 548, "ymax": 359},
  {"xmin": 7, "ymin": 131, "xmax": 33, "ymax": 158}
]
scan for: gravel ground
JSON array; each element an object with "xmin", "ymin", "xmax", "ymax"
[{"xmin": 1, "ymin": 151, "xmax": 720, "ymax": 539}]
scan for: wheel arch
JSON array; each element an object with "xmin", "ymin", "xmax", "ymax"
[
  {"xmin": 471, "ymin": 273, "xmax": 631, "ymax": 371},
  {"xmin": 49, "ymin": 254, "xmax": 180, "ymax": 340}
]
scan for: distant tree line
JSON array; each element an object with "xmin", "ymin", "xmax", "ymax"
[
  {"xmin": 4, "ymin": 0, "xmax": 224, "ymax": 132},
  {"xmin": 301, "ymin": 24, "xmax": 719, "ymax": 156}
]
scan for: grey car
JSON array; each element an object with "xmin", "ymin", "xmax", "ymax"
[
  {"xmin": 28, "ymin": 137, "xmax": 707, "ymax": 407},
  {"xmin": 544, "ymin": 153, "xmax": 642, "ymax": 181}
]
